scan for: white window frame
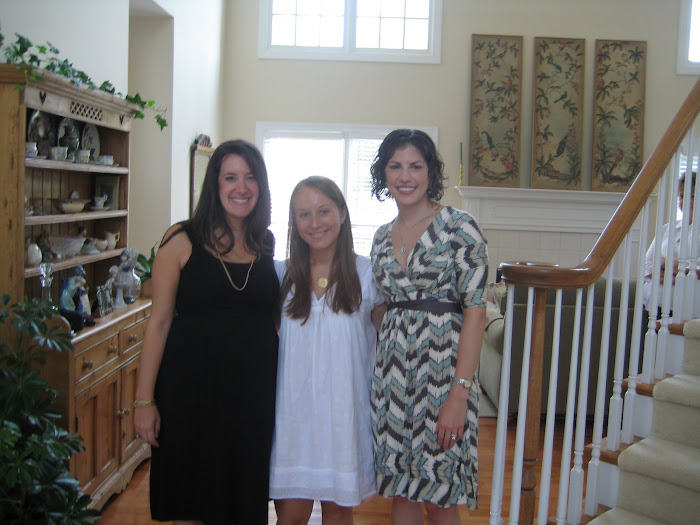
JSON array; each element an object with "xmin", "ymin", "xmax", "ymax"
[
  {"xmin": 258, "ymin": 0, "xmax": 442, "ymax": 64},
  {"xmin": 678, "ymin": 0, "xmax": 700, "ymax": 74},
  {"xmin": 255, "ymin": 122, "xmax": 438, "ymax": 259}
]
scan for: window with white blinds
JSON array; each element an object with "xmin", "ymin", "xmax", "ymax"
[{"xmin": 255, "ymin": 122, "xmax": 437, "ymax": 259}]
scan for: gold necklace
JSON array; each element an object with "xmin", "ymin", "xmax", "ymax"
[
  {"xmin": 317, "ymin": 277, "xmax": 328, "ymax": 288},
  {"xmin": 215, "ymin": 247, "xmax": 255, "ymax": 291}
]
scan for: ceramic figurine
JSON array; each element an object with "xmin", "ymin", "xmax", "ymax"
[
  {"xmin": 113, "ymin": 281, "xmax": 127, "ymax": 309},
  {"xmin": 60, "ymin": 266, "xmax": 87, "ymax": 312}
]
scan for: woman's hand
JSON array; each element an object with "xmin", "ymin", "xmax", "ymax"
[
  {"xmin": 134, "ymin": 405, "xmax": 161, "ymax": 447},
  {"xmin": 436, "ymin": 387, "xmax": 469, "ymax": 450}
]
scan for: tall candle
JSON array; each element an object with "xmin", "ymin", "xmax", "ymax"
[{"xmin": 460, "ymin": 142, "xmax": 463, "ymax": 165}]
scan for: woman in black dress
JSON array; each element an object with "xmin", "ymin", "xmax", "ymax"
[{"xmin": 134, "ymin": 140, "xmax": 280, "ymax": 524}]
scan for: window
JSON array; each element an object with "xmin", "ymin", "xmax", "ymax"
[
  {"xmin": 256, "ymin": 122, "xmax": 438, "ymax": 259},
  {"xmin": 258, "ymin": 0, "xmax": 442, "ymax": 64},
  {"xmin": 677, "ymin": 0, "xmax": 700, "ymax": 74}
]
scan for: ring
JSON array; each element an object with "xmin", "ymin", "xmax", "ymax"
[{"xmin": 450, "ymin": 434, "xmax": 457, "ymax": 440}]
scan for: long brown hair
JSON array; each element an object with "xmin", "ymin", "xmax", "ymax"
[
  {"xmin": 281, "ymin": 176, "xmax": 361, "ymax": 323},
  {"xmin": 162, "ymin": 140, "xmax": 274, "ymax": 255}
]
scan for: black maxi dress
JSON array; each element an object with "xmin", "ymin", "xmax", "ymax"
[{"xmin": 150, "ymin": 226, "xmax": 279, "ymax": 524}]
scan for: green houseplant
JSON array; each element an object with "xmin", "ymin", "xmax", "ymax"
[
  {"xmin": 0, "ymin": 30, "xmax": 167, "ymax": 130},
  {"xmin": 135, "ymin": 244, "xmax": 158, "ymax": 297},
  {"xmin": 0, "ymin": 295, "xmax": 100, "ymax": 524}
]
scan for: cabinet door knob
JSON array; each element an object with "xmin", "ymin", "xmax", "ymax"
[
  {"xmin": 108, "ymin": 344, "xmax": 118, "ymax": 354},
  {"xmin": 123, "ymin": 408, "xmax": 131, "ymax": 416},
  {"xmin": 82, "ymin": 360, "xmax": 94, "ymax": 370},
  {"xmin": 128, "ymin": 333, "xmax": 138, "ymax": 343},
  {"xmin": 117, "ymin": 409, "xmax": 124, "ymax": 418}
]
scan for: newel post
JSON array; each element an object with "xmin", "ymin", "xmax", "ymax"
[{"xmin": 519, "ymin": 287, "xmax": 548, "ymax": 524}]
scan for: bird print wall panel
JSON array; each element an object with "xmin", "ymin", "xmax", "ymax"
[
  {"xmin": 469, "ymin": 34, "xmax": 523, "ymax": 188},
  {"xmin": 591, "ymin": 40, "xmax": 646, "ymax": 192},
  {"xmin": 531, "ymin": 37, "xmax": 585, "ymax": 190}
]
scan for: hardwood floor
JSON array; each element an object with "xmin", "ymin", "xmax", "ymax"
[{"xmin": 98, "ymin": 417, "xmax": 573, "ymax": 524}]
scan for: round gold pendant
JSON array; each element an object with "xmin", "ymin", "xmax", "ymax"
[{"xmin": 317, "ymin": 277, "xmax": 328, "ymax": 288}]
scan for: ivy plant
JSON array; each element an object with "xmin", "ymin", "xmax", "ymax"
[{"xmin": 1, "ymin": 31, "xmax": 167, "ymax": 130}]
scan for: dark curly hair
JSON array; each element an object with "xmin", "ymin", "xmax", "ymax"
[{"xmin": 370, "ymin": 129, "xmax": 446, "ymax": 202}]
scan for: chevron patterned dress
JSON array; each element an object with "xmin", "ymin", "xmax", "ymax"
[{"xmin": 370, "ymin": 206, "xmax": 488, "ymax": 508}]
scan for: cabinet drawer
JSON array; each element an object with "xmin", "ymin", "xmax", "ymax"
[
  {"xmin": 75, "ymin": 334, "xmax": 120, "ymax": 383},
  {"xmin": 120, "ymin": 318, "xmax": 148, "ymax": 357}
]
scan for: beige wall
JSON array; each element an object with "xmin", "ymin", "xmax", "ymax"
[
  {"xmin": 0, "ymin": 0, "xmax": 130, "ymax": 93},
  {"xmin": 129, "ymin": 0, "xmax": 225, "ymax": 252},
  {"xmin": 2, "ymin": 0, "xmax": 697, "ymax": 249},
  {"xmin": 224, "ymin": 0, "xmax": 698, "ymax": 209},
  {"xmin": 1, "ymin": 0, "xmax": 225, "ymax": 254}
]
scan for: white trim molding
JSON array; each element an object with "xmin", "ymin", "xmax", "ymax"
[
  {"xmin": 455, "ymin": 186, "xmax": 654, "ymax": 282},
  {"xmin": 456, "ymin": 186, "xmax": 626, "ymax": 234}
]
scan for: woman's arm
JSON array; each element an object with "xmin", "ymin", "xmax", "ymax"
[
  {"xmin": 435, "ymin": 306, "xmax": 486, "ymax": 450},
  {"xmin": 134, "ymin": 227, "xmax": 191, "ymax": 447},
  {"xmin": 371, "ymin": 303, "xmax": 387, "ymax": 332}
]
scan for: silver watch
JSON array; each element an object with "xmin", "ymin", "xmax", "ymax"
[{"xmin": 452, "ymin": 377, "xmax": 473, "ymax": 389}]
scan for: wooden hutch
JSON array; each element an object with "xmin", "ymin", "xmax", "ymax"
[{"xmin": 0, "ymin": 64, "xmax": 151, "ymax": 509}]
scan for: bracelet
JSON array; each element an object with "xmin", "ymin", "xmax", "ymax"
[
  {"xmin": 451, "ymin": 377, "xmax": 473, "ymax": 390},
  {"xmin": 133, "ymin": 399, "xmax": 156, "ymax": 408}
]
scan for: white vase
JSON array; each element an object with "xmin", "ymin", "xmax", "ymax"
[{"xmin": 25, "ymin": 242, "xmax": 42, "ymax": 266}]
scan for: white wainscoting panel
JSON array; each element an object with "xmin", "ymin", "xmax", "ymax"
[{"xmin": 456, "ymin": 187, "xmax": 651, "ymax": 283}]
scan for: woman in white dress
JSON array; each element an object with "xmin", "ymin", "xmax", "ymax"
[{"xmin": 270, "ymin": 176, "xmax": 385, "ymax": 525}]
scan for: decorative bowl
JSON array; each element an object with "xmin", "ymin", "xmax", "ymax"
[
  {"xmin": 48, "ymin": 235, "xmax": 87, "ymax": 258},
  {"xmin": 52, "ymin": 198, "xmax": 90, "ymax": 213}
]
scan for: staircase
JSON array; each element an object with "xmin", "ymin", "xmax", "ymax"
[
  {"xmin": 488, "ymin": 78, "xmax": 700, "ymax": 525},
  {"xmin": 588, "ymin": 321, "xmax": 700, "ymax": 525}
]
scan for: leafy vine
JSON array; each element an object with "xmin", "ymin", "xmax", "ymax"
[{"xmin": 0, "ymin": 31, "xmax": 167, "ymax": 130}]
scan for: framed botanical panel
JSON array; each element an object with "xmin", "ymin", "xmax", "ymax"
[
  {"xmin": 469, "ymin": 34, "xmax": 523, "ymax": 188},
  {"xmin": 532, "ymin": 37, "xmax": 585, "ymax": 190},
  {"xmin": 592, "ymin": 40, "xmax": 646, "ymax": 192}
]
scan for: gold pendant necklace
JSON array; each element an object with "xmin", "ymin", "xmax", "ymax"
[
  {"xmin": 215, "ymin": 247, "xmax": 255, "ymax": 291},
  {"xmin": 317, "ymin": 277, "xmax": 328, "ymax": 288}
]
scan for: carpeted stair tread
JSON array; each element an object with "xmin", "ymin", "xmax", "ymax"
[
  {"xmin": 682, "ymin": 318, "xmax": 700, "ymax": 338},
  {"xmin": 652, "ymin": 399, "xmax": 700, "ymax": 448},
  {"xmin": 682, "ymin": 320, "xmax": 700, "ymax": 375},
  {"xmin": 617, "ymin": 471, "xmax": 700, "ymax": 525},
  {"xmin": 618, "ymin": 436, "xmax": 700, "ymax": 492},
  {"xmin": 654, "ymin": 374, "xmax": 700, "ymax": 409},
  {"xmin": 586, "ymin": 507, "xmax": 667, "ymax": 525}
]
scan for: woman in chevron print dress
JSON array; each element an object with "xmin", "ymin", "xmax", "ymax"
[{"xmin": 369, "ymin": 129, "xmax": 488, "ymax": 524}]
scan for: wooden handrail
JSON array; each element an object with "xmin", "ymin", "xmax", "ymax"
[{"xmin": 501, "ymin": 77, "xmax": 700, "ymax": 289}]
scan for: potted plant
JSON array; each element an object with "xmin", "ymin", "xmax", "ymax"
[
  {"xmin": 0, "ymin": 295, "xmax": 100, "ymax": 523},
  {"xmin": 135, "ymin": 243, "xmax": 157, "ymax": 297}
]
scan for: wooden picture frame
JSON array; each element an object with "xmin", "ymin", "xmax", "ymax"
[
  {"xmin": 190, "ymin": 134, "xmax": 214, "ymax": 217},
  {"xmin": 94, "ymin": 175, "xmax": 120, "ymax": 210},
  {"xmin": 468, "ymin": 34, "xmax": 523, "ymax": 188},
  {"xmin": 592, "ymin": 39, "xmax": 646, "ymax": 192},
  {"xmin": 531, "ymin": 37, "xmax": 585, "ymax": 190}
]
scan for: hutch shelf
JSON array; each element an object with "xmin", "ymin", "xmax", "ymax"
[{"xmin": 0, "ymin": 64, "xmax": 151, "ymax": 509}]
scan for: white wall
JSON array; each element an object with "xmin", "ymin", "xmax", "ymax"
[
  {"xmin": 129, "ymin": 0, "xmax": 225, "ymax": 252},
  {"xmin": 0, "ymin": 0, "xmax": 129, "ymax": 93},
  {"xmin": 223, "ymin": 0, "xmax": 698, "ymax": 209}
]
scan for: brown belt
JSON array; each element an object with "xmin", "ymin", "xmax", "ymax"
[{"xmin": 387, "ymin": 299, "xmax": 462, "ymax": 315}]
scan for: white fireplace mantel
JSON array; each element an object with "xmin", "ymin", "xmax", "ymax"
[
  {"xmin": 455, "ymin": 186, "xmax": 628, "ymax": 234},
  {"xmin": 455, "ymin": 186, "xmax": 655, "ymax": 281}
]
